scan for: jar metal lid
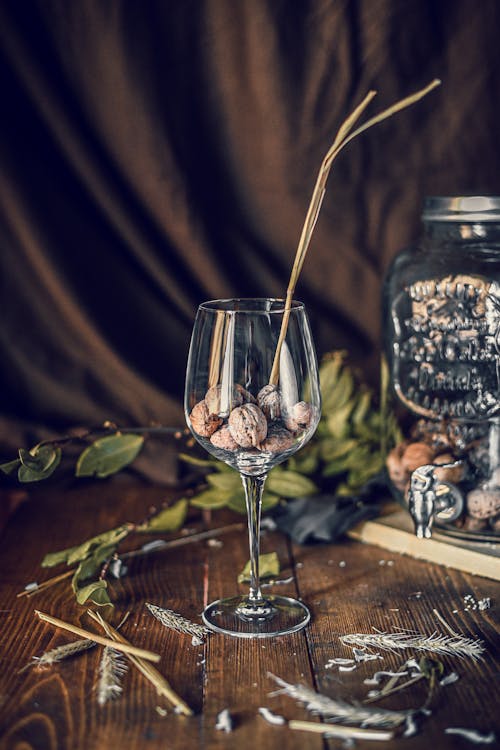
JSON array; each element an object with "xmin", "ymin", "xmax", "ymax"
[{"xmin": 422, "ymin": 195, "xmax": 500, "ymax": 222}]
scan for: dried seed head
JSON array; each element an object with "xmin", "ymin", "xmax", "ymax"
[
  {"xmin": 285, "ymin": 401, "xmax": 315, "ymax": 432},
  {"xmin": 228, "ymin": 403, "xmax": 267, "ymax": 448},
  {"xmin": 189, "ymin": 400, "xmax": 223, "ymax": 438},
  {"xmin": 257, "ymin": 384, "xmax": 282, "ymax": 420},
  {"xmin": 210, "ymin": 425, "xmax": 239, "ymax": 452},
  {"xmin": 260, "ymin": 425, "xmax": 295, "ymax": 453},
  {"xmin": 204, "ymin": 385, "xmax": 243, "ymax": 416}
]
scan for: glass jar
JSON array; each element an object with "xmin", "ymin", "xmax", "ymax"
[{"xmin": 382, "ymin": 196, "xmax": 500, "ymax": 541}]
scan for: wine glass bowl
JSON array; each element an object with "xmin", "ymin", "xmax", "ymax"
[{"xmin": 185, "ymin": 298, "xmax": 321, "ymax": 637}]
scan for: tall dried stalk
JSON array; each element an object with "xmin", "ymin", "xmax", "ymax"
[
  {"xmin": 87, "ymin": 610, "xmax": 193, "ymax": 716},
  {"xmin": 269, "ymin": 79, "xmax": 441, "ymax": 385}
]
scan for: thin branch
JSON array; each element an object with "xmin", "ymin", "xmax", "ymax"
[
  {"xmin": 87, "ymin": 610, "xmax": 193, "ymax": 716},
  {"xmin": 34, "ymin": 610, "xmax": 160, "ymax": 663},
  {"xmin": 269, "ymin": 79, "xmax": 441, "ymax": 385}
]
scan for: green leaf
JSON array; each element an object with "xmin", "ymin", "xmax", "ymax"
[
  {"xmin": 0, "ymin": 459, "xmax": 21, "ymax": 476},
  {"xmin": 74, "ymin": 579, "xmax": 112, "ymax": 607},
  {"xmin": 190, "ymin": 488, "xmax": 234, "ymax": 510},
  {"xmin": 322, "ymin": 363, "xmax": 354, "ymax": 414},
  {"xmin": 287, "ymin": 444, "xmax": 319, "ymax": 476},
  {"xmin": 19, "ymin": 444, "xmax": 59, "ymax": 472},
  {"xmin": 73, "ymin": 541, "xmax": 119, "ymax": 584},
  {"xmin": 351, "ymin": 388, "xmax": 372, "ymax": 427},
  {"xmin": 138, "ymin": 498, "xmax": 188, "ymax": 533},
  {"xmin": 237, "ymin": 552, "xmax": 280, "ymax": 583},
  {"xmin": 319, "ymin": 352, "xmax": 346, "ymax": 410},
  {"xmin": 319, "ymin": 437, "xmax": 358, "ymax": 462},
  {"xmin": 66, "ymin": 525, "xmax": 130, "ymax": 566},
  {"xmin": 178, "ymin": 452, "xmax": 216, "ymax": 468},
  {"xmin": 75, "ymin": 434, "xmax": 144, "ymax": 478},
  {"xmin": 266, "ymin": 469, "xmax": 318, "ymax": 498},
  {"xmin": 326, "ymin": 399, "xmax": 355, "ymax": 438},
  {"xmin": 18, "ymin": 447, "xmax": 62, "ymax": 483},
  {"xmin": 322, "ymin": 458, "xmax": 350, "ymax": 478},
  {"xmin": 262, "ymin": 492, "xmax": 281, "ymax": 511},
  {"xmin": 206, "ymin": 472, "xmax": 241, "ymax": 492},
  {"xmin": 42, "ymin": 525, "xmax": 129, "ymax": 568}
]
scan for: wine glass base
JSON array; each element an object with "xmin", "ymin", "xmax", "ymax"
[{"xmin": 202, "ymin": 595, "xmax": 310, "ymax": 638}]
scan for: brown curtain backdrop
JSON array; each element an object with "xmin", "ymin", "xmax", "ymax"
[{"xmin": 1, "ymin": 0, "xmax": 499, "ymax": 481}]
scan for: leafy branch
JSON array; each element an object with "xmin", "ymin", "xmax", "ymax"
[
  {"xmin": 36, "ymin": 499, "xmax": 189, "ymax": 608},
  {"xmin": 6, "ymin": 351, "xmax": 399, "ymax": 609}
]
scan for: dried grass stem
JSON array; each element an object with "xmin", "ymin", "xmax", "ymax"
[{"xmin": 269, "ymin": 79, "xmax": 441, "ymax": 385}]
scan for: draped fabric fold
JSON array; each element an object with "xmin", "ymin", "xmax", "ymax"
[{"xmin": 1, "ymin": 0, "xmax": 499, "ymax": 483}]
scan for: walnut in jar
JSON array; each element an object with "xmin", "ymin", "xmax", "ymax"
[
  {"xmin": 228, "ymin": 403, "xmax": 267, "ymax": 448},
  {"xmin": 189, "ymin": 400, "xmax": 223, "ymax": 438}
]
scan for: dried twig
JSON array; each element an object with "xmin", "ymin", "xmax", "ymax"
[
  {"xmin": 34, "ymin": 610, "xmax": 160, "ymax": 663},
  {"xmin": 87, "ymin": 610, "xmax": 193, "ymax": 716},
  {"xmin": 432, "ymin": 608, "xmax": 459, "ymax": 637},
  {"xmin": 17, "ymin": 569, "xmax": 74, "ymax": 598},
  {"xmin": 288, "ymin": 719, "xmax": 394, "ymax": 742},
  {"xmin": 121, "ymin": 523, "xmax": 244, "ymax": 560},
  {"xmin": 340, "ymin": 629, "xmax": 485, "ymax": 660},
  {"xmin": 269, "ymin": 79, "xmax": 441, "ymax": 384}
]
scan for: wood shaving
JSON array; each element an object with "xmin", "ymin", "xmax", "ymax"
[
  {"xmin": 445, "ymin": 728, "xmax": 496, "ymax": 744},
  {"xmin": 258, "ymin": 707, "xmax": 286, "ymax": 725},
  {"xmin": 215, "ymin": 708, "xmax": 234, "ymax": 732}
]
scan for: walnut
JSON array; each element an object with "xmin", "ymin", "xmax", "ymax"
[
  {"xmin": 386, "ymin": 442, "xmax": 409, "ymax": 493},
  {"xmin": 284, "ymin": 401, "xmax": 315, "ymax": 432},
  {"xmin": 466, "ymin": 489, "xmax": 500, "ymax": 519},
  {"xmin": 235, "ymin": 384, "xmax": 257, "ymax": 404},
  {"xmin": 210, "ymin": 425, "xmax": 239, "ymax": 452},
  {"xmin": 489, "ymin": 514, "xmax": 500, "ymax": 533},
  {"xmin": 462, "ymin": 515, "xmax": 489, "ymax": 532},
  {"xmin": 205, "ymin": 385, "xmax": 243, "ymax": 416},
  {"xmin": 189, "ymin": 400, "xmax": 222, "ymax": 438},
  {"xmin": 260, "ymin": 425, "xmax": 295, "ymax": 453},
  {"xmin": 401, "ymin": 442, "xmax": 436, "ymax": 473},
  {"xmin": 228, "ymin": 403, "xmax": 267, "ymax": 448},
  {"xmin": 257, "ymin": 384, "xmax": 281, "ymax": 420},
  {"xmin": 433, "ymin": 453, "xmax": 464, "ymax": 484}
]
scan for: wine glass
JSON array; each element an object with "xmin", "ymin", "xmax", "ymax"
[{"xmin": 185, "ymin": 298, "xmax": 321, "ymax": 637}]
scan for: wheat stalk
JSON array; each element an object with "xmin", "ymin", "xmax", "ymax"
[
  {"xmin": 96, "ymin": 646, "xmax": 128, "ymax": 705},
  {"xmin": 145, "ymin": 602, "xmax": 210, "ymax": 639},
  {"xmin": 87, "ymin": 610, "xmax": 193, "ymax": 716},
  {"xmin": 340, "ymin": 629, "xmax": 485, "ymax": 660},
  {"xmin": 269, "ymin": 78, "xmax": 441, "ymax": 385},
  {"xmin": 267, "ymin": 673, "xmax": 408, "ymax": 728},
  {"xmin": 19, "ymin": 637, "xmax": 96, "ymax": 673}
]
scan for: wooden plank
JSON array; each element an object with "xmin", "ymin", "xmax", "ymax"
[
  {"xmin": 292, "ymin": 537, "xmax": 499, "ymax": 749},
  {"xmin": 0, "ymin": 479, "xmax": 498, "ymax": 749}
]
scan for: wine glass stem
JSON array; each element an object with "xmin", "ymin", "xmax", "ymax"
[{"xmin": 241, "ymin": 473, "xmax": 267, "ymax": 606}]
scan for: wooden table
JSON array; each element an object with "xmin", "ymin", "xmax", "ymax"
[{"xmin": 0, "ymin": 478, "xmax": 498, "ymax": 749}]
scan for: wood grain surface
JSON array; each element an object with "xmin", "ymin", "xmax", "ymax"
[{"xmin": 0, "ymin": 478, "xmax": 498, "ymax": 749}]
